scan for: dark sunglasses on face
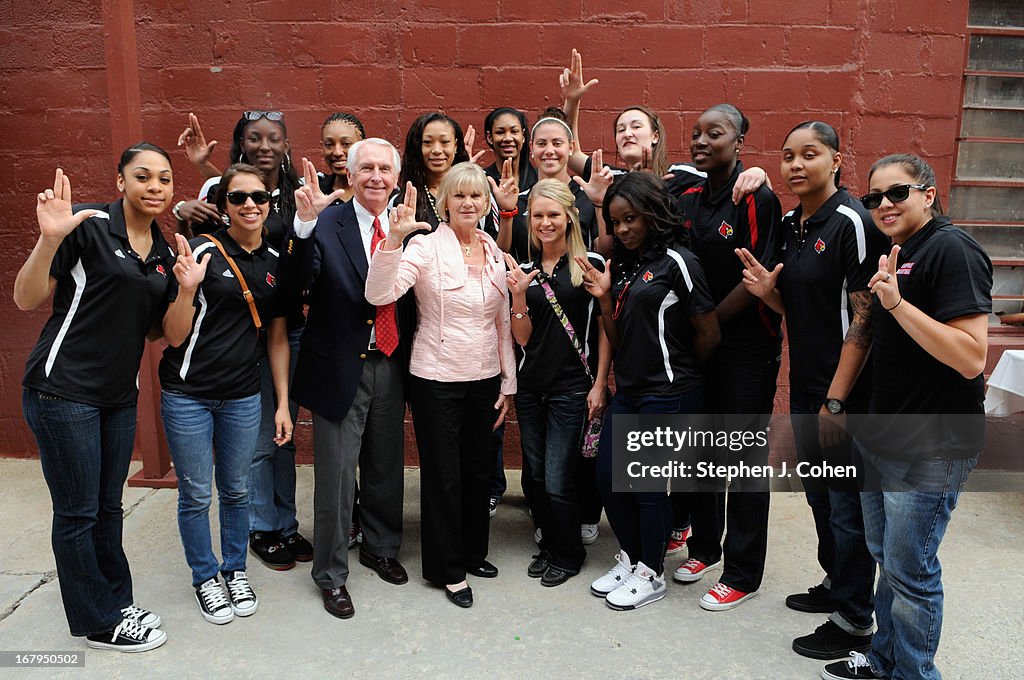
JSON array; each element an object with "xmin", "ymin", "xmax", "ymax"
[
  {"xmin": 860, "ymin": 184, "xmax": 928, "ymax": 211},
  {"xmin": 243, "ymin": 110, "xmax": 284, "ymax": 122},
  {"xmin": 226, "ymin": 190, "xmax": 272, "ymax": 206}
]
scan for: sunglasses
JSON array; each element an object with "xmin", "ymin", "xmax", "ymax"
[
  {"xmin": 225, "ymin": 190, "xmax": 272, "ymax": 206},
  {"xmin": 860, "ymin": 184, "xmax": 928, "ymax": 211},
  {"xmin": 243, "ymin": 110, "xmax": 284, "ymax": 122}
]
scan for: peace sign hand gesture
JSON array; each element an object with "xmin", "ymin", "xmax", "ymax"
[
  {"xmin": 177, "ymin": 112, "xmax": 217, "ymax": 168},
  {"xmin": 575, "ymin": 255, "xmax": 611, "ymax": 299},
  {"xmin": 735, "ymin": 247, "xmax": 782, "ymax": 300},
  {"xmin": 488, "ymin": 158, "xmax": 520, "ymax": 212},
  {"xmin": 573, "ymin": 149, "xmax": 613, "ymax": 207},
  {"xmin": 294, "ymin": 157, "xmax": 345, "ymax": 222},
  {"xmin": 869, "ymin": 244, "xmax": 902, "ymax": 311},
  {"xmin": 172, "ymin": 233, "xmax": 210, "ymax": 292},
  {"xmin": 559, "ymin": 48, "xmax": 599, "ymax": 103},
  {"xmin": 36, "ymin": 169, "xmax": 98, "ymax": 243},
  {"xmin": 503, "ymin": 253, "xmax": 539, "ymax": 297}
]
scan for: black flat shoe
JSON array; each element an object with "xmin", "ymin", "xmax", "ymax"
[
  {"xmin": 527, "ymin": 551, "xmax": 551, "ymax": 578},
  {"xmin": 466, "ymin": 560, "xmax": 499, "ymax": 578},
  {"xmin": 445, "ymin": 585, "xmax": 473, "ymax": 608},
  {"xmin": 541, "ymin": 564, "xmax": 576, "ymax": 587}
]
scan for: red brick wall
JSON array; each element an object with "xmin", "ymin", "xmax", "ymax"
[{"xmin": 0, "ymin": 0, "xmax": 970, "ymax": 457}]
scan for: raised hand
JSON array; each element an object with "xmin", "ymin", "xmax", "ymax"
[
  {"xmin": 575, "ymin": 255, "xmax": 611, "ymax": 298},
  {"xmin": 731, "ymin": 166, "xmax": 770, "ymax": 205},
  {"xmin": 630, "ymin": 146, "xmax": 655, "ymax": 174},
  {"xmin": 177, "ymin": 112, "xmax": 217, "ymax": 168},
  {"xmin": 559, "ymin": 48, "xmax": 599, "ymax": 103},
  {"xmin": 172, "ymin": 233, "xmax": 209, "ymax": 291},
  {"xmin": 573, "ymin": 149, "xmax": 613, "ymax": 206},
  {"xmin": 869, "ymin": 244, "xmax": 901, "ymax": 310},
  {"xmin": 294, "ymin": 157, "xmax": 345, "ymax": 222},
  {"xmin": 464, "ymin": 124, "xmax": 486, "ymax": 164},
  {"xmin": 36, "ymin": 169, "xmax": 98, "ymax": 242},
  {"xmin": 736, "ymin": 247, "xmax": 782, "ymax": 300},
  {"xmin": 503, "ymin": 252, "xmax": 539, "ymax": 296},
  {"xmin": 488, "ymin": 158, "xmax": 520, "ymax": 211},
  {"xmin": 386, "ymin": 182, "xmax": 432, "ymax": 247}
]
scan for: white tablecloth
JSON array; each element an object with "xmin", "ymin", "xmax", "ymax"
[{"xmin": 985, "ymin": 349, "xmax": 1024, "ymax": 415}]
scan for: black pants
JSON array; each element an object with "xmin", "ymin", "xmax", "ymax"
[
  {"xmin": 688, "ymin": 355, "xmax": 779, "ymax": 593},
  {"xmin": 410, "ymin": 375, "xmax": 499, "ymax": 585}
]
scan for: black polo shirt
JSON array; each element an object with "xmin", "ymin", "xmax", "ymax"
[
  {"xmin": 516, "ymin": 253, "xmax": 605, "ymax": 393},
  {"xmin": 871, "ymin": 217, "xmax": 992, "ymax": 416},
  {"xmin": 23, "ymin": 201, "xmax": 173, "ymax": 408},
  {"xmin": 159, "ymin": 228, "xmax": 285, "ymax": 399},
  {"xmin": 508, "ymin": 182, "xmax": 597, "ymax": 262},
  {"xmin": 485, "ymin": 160, "xmax": 538, "ymax": 194},
  {"xmin": 583, "ymin": 156, "xmax": 707, "ymax": 193},
  {"xmin": 778, "ymin": 189, "xmax": 888, "ymax": 407},
  {"xmin": 611, "ymin": 244, "xmax": 716, "ymax": 396},
  {"xmin": 674, "ymin": 162, "xmax": 783, "ymax": 363}
]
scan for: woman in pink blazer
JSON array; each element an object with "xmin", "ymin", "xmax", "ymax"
[{"xmin": 365, "ymin": 161, "xmax": 516, "ymax": 609}]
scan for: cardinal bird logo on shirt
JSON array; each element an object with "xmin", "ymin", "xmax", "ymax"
[
  {"xmin": 718, "ymin": 221, "xmax": 734, "ymax": 239},
  {"xmin": 683, "ymin": 219, "xmax": 693, "ymax": 230},
  {"xmin": 266, "ymin": 272, "xmax": 277, "ymax": 287},
  {"xmin": 642, "ymin": 270, "xmax": 654, "ymax": 283},
  {"xmin": 155, "ymin": 264, "xmax": 167, "ymax": 277},
  {"xmin": 814, "ymin": 238, "xmax": 826, "ymax": 254}
]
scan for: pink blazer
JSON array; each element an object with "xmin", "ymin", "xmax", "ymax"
[{"xmin": 365, "ymin": 223, "xmax": 517, "ymax": 396}]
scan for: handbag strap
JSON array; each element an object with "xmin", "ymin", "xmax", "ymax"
[
  {"xmin": 204, "ymin": 234, "xmax": 263, "ymax": 329},
  {"xmin": 539, "ymin": 278, "xmax": 593, "ymax": 385}
]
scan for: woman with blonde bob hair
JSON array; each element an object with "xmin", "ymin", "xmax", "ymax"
[{"xmin": 366, "ymin": 161, "xmax": 516, "ymax": 609}]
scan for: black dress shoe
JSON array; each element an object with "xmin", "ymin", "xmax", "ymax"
[
  {"xmin": 322, "ymin": 586, "xmax": 354, "ymax": 619},
  {"xmin": 541, "ymin": 564, "xmax": 576, "ymax": 587},
  {"xmin": 445, "ymin": 585, "xmax": 473, "ymax": 608},
  {"xmin": 466, "ymin": 560, "xmax": 499, "ymax": 578},
  {"xmin": 359, "ymin": 550, "xmax": 409, "ymax": 585},
  {"xmin": 527, "ymin": 551, "xmax": 551, "ymax": 578}
]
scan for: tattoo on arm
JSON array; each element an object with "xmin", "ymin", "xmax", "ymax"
[{"xmin": 845, "ymin": 290, "xmax": 873, "ymax": 349}]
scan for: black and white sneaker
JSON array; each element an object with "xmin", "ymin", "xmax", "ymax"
[
  {"xmin": 86, "ymin": 617, "xmax": 167, "ymax": 653},
  {"xmin": 249, "ymin": 531, "xmax": 295, "ymax": 570},
  {"xmin": 821, "ymin": 652, "xmax": 883, "ymax": 679},
  {"xmin": 121, "ymin": 603, "xmax": 161, "ymax": 629},
  {"xmin": 224, "ymin": 571, "xmax": 258, "ymax": 617},
  {"xmin": 195, "ymin": 577, "xmax": 234, "ymax": 624}
]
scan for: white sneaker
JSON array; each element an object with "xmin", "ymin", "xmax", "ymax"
[
  {"xmin": 605, "ymin": 560, "xmax": 667, "ymax": 610},
  {"xmin": 86, "ymin": 617, "xmax": 166, "ymax": 653},
  {"xmin": 224, "ymin": 571, "xmax": 258, "ymax": 617},
  {"xmin": 195, "ymin": 577, "xmax": 234, "ymax": 624},
  {"xmin": 121, "ymin": 603, "xmax": 161, "ymax": 629},
  {"xmin": 673, "ymin": 557, "xmax": 721, "ymax": 583},
  {"xmin": 580, "ymin": 523, "xmax": 599, "ymax": 545},
  {"xmin": 590, "ymin": 550, "xmax": 635, "ymax": 597}
]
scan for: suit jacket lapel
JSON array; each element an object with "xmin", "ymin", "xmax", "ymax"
[{"xmin": 336, "ymin": 202, "xmax": 368, "ymax": 282}]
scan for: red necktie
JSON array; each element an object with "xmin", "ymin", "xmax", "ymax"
[{"xmin": 369, "ymin": 216, "xmax": 399, "ymax": 356}]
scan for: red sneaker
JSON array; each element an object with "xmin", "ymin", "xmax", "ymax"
[
  {"xmin": 665, "ymin": 526, "xmax": 691, "ymax": 555},
  {"xmin": 699, "ymin": 581, "xmax": 759, "ymax": 611},
  {"xmin": 672, "ymin": 557, "xmax": 720, "ymax": 583}
]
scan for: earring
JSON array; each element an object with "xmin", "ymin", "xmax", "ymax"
[{"xmin": 238, "ymin": 152, "xmax": 245, "ymax": 163}]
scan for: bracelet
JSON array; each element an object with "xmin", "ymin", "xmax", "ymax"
[
  {"xmin": 512, "ymin": 308, "xmax": 528, "ymax": 319},
  {"xmin": 884, "ymin": 297, "xmax": 903, "ymax": 312},
  {"xmin": 499, "ymin": 207, "xmax": 518, "ymax": 219},
  {"xmin": 172, "ymin": 200, "xmax": 186, "ymax": 221},
  {"xmin": 592, "ymin": 203, "xmax": 603, "ymax": 208}
]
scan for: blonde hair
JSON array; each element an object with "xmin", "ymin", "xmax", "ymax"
[
  {"xmin": 435, "ymin": 161, "xmax": 490, "ymax": 221},
  {"xmin": 527, "ymin": 178, "xmax": 587, "ymax": 287}
]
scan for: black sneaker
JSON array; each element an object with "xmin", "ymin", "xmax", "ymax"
[
  {"xmin": 224, "ymin": 571, "xmax": 259, "ymax": 617},
  {"xmin": 528, "ymin": 551, "xmax": 551, "ymax": 578},
  {"xmin": 489, "ymin": 496, "xmax": 500, "ymax": 518},
  {"xmin": 195, "ymin": 577, "xmax": 233, "ymax": 624},
  {"xmin": 793, "ymin": 620, "xmax": 873, "ymax": 660},
  {"xmin": 121, "ymin": 603, "xmax": 161, "ymax": 628},
  {"xmin": 282, "ymin": 532, "xmax": 314, "ymax": 562},
  {"xmin": 821, "ymin": 652, "xmax": 883, "ymax": 679},
  {"xmin": 87, "ymin": 617, "xmax": 167, "ymax": 652},
  {"xmin": 787, "ymin": 583, "xmax": 833, "ymax": 613},
  {"xmin": 249, "ymin": 531, "xmax": 295, "ymax": 571}
]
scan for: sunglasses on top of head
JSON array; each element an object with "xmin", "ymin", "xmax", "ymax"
[
  {"xmin": 860, "ymin": 184, "xmax": 928, "ymax": 211},
  {"xmin": 226, "ymin": 190, "xmax": 272, "ymax": 206},
  {"xmin": 243, "ymin": 110, "xmax": 284, "ymax": 122}
]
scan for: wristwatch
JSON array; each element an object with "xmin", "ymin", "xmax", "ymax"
[
  {"xmin": 824, "ymin": 398, "xmax": 846, "ymax": 414},
  {"xmin": 512, "ymin": 308, "xmax": 528, "ymax": 319}
]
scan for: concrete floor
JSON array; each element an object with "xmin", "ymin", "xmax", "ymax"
[{"xmin": 0, "ymin": 458, "xmax": 1021, "ymax": 679}]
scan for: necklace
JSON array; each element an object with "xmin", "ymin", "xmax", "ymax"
[
  {"xmin": 459, "ymin": 234, "xmax": 477, "ymax": 257},
  {"xmin": 424, "ymin": 185, "xmax": 443, "ymax": 224}
]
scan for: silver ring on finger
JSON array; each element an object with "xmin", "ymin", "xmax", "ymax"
[{"xmin": 884, "ymin": 273, "xmax": 891, "ymax": 282}]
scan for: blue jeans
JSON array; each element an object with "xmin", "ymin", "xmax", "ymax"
[
  {"xmin": 597, "ymin": 387, "xmax": 702, "ymax": 576},
  {"xmin": 516, "ymin": 389, "xmax": 588, "ymax": 572},
  {"xmin": 23, "ymin": 388, "xmax": 136, "ymax": 636},
  {"xmin": 249, "ymin": 326, "xmax": 302, "ymax": 535},
  {"xmin": 858, "ymin": 445, "xmax": 976, "ymax": 680},
  {"xmin": 162, "ymin": 390, "xmax": 261, "ymax": 586}
]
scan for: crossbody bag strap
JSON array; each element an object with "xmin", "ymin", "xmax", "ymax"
[
  {"xmin": 204, "ymin": 234, "xmax": 263, "ymax": 329},
  {"xmin": 539, "ymin": 279, "xmax": 593, "ymax": 385}
]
